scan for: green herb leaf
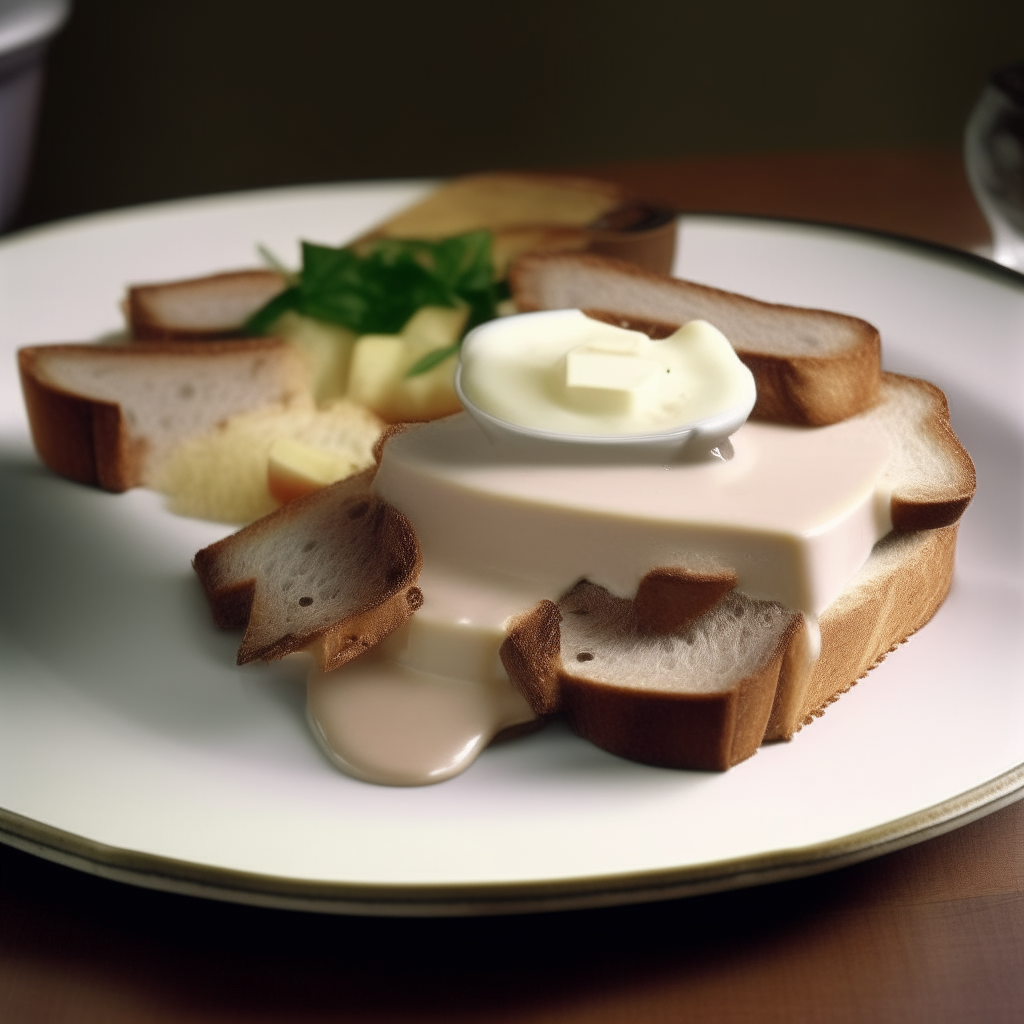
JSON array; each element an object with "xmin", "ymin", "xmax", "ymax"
[
  {"xmin": 245, "ymin": 231, "xmax": 502, "ymax": 340},
  {"xmin": 405, "ymin": 343, "xmax": 461, "ymax": 378}
]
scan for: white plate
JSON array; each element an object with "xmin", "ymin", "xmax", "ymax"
[{"xmin": 1, "ymin": 184, "xmax": 1023, "ymax": 916}]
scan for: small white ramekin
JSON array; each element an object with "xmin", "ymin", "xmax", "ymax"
[{"xmin": 455, "ymin": 309, "xmax": 755, "ymax": 460}]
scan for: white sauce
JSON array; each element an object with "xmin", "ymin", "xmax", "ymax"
[
  {"xmin": 458, "ymin": 310, "xmax": 756, "ymax": 438},
  {"xmin": 307, "ymin": 409, "xmax": 893, "ymax": 786}
]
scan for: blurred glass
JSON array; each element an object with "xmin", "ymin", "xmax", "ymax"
[
  {"xmin": 965, "ymin": 60, "xmax": 1024, "ymax": 271},
  {"xmin": 0, "ymin": 0, "xmax": 70, "ymax": 232}
]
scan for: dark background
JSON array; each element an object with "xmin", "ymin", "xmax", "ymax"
[{"xmin": 15, "ymin": 0, "xmax": 1024, "ymax": 228}]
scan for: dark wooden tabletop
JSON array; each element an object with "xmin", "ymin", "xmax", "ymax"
[{"xmin": 2, "ymin": 150, "xmax": 1022, "ymax": 1024}]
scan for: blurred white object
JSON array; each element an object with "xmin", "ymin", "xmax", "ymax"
[
  {"xmin": 965, "ymin": 61, "xmax": 1024, "ymax": 272},
  {"xmin": 0, "ymin": 0, "xmax": 70, "ymax": 232}
]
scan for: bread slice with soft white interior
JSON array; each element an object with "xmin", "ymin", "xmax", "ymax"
[
  {"xmin": 193, "ymin": 470, "xmax": 422, "ymax": 671},
  {"xmin": 127, "ymin": 269, "xmax": 287, "ymax": 340},
  {"xmin": 18, "ymin": 340, "xmax": 309, "ymax": 492},
  {"xmin": 503, "ymin": 580, "xmax": 801, "ymax": 771},
  {"xmin": 122, "ymin": 175, "xmax": 676, "ymax": 343},
  {"xmin": 499, "ymin": 371, "xmax": 974, "ymax": 770},
  {"xmin": 870, "ymin": 375, "xmax": 975, "ymax": 531},
  {"xmin": 511, "ymin": 251, "xmax": 881, "ymax": 426},
  {"xmin": 501, "ymin": 521, "xmax": 957, "ymax": 771}
]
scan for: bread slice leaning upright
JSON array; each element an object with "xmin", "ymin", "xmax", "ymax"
[
  {"xmin": 18, "ymin": 340, "xmax": 309, "ymax": 491},
  {"xmin": 127, "ymin": 270, "xmax": 288, "ymax": 340},
  {"xmin": 511, "ymin": 251, "xmax": 882, "ymax": 426},
  {"xmin": 122, "ymin": 175, "xmax": 679, "ymax": 342}
]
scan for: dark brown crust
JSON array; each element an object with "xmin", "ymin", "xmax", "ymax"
[
  {"xmin": 501, "ymin": 600, "xmax": 563, "ymax": 716},
  {"xmin": 19, "ymin": 346, "xmax": 147, "ymax": 491},
  {"xmin": 510, "ymin": 251, "xmax": 882, "ymax": 426},
  {"xmin": 559, "ymin": 632, "xmax": 796, "ymax": 771},
  {"xmin": 584, "ymin": 214, "xmax": 678, "ymax": 276},
  {"xmin": 740, "ymin": 348, "xmax": 880, "ymax": 427},
  {"xmin": 18, "ymin": 340, "xmax": 299, "ymax": 493},
  {"xmin": 193, "ymin": 470, "xmax": 422, "ymax": 673},
  {"xmin": 556, "ymin": 581, "xmax": 802, "ymax": 771},
  {"xmin": 372, "ymin": 422, "xmax": 413, "ymax": 465},
  {"xmin": 633, "ymin": 567, "xmax": 738, "ymax": 635},
  {"xmin": 311, "ymin": 585, "xmax": 423, "ymax": 671},
  {"xmin": 19, "ymin": 348, "xmax": 105, "ymax": 487},
  {"xmin": 501, "ymin": 580, "xmax": 800, "ymax": 771},
  {"xmin": 127, "ymin": 269, "xmax": 287, "ymax": 340}
]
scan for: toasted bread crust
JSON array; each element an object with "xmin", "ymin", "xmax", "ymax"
[
  {"xmin": 18, "ymin": 340, "xmax": 305, "ymax": 493},
  {"xmin": 311, "ymin": 586, "xmax": 424, "ymax": 670},
  {"xmin": 362, "ymin": 173, "xmax": 678, "ymax": 275},
  {"xmin": 19, "ymin": 348, "xmax": 110, "ymax": 487},
  {"xmin": 501, "ymin": 528, "xmax": 958, "ymax": 770},
  {"xmin": 511, "ymin": 251, "xmax": 882, "ymax": 426},
  {"xmin": 128, "ymin": 270, "xmax": 287, "ymax": 340},
  {"xmin": 502, "ymin": 600, "xmax": 563, "ymax": 716},
  {"xmin": 766, "ymin": 525, "xmax": 959, "ymax": 740},
  {"xmin": 19, "ymin": 346, "xmax": 150, "ymax": 491},
  {"xmin": 502, "ymin": 581, "xmax": 801, "ymax": 771},
  {"xmin": 558, "ymin": 639, "xmax": 794, "ymax": 771},
  {"xmin": 193, "ymin": 470, "xmax": 422, "ymax": 672},
  {"xmin": 878, "ymin": 376, "xmax": 976, "ymax": 531},
  {"xmin": 741, "ymin": 347, "xmax": 880, "ymax": 427},
  {"xmin": 634, "ymin": 567, "xmax": 739, "ymax": 635}
]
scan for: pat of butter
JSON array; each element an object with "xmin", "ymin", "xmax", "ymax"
[
  {"xmin": 564, "ymin": 343, "xmax": 664, "ymax": 411},
  {"xmin": 458, "ymin": 309, "xmax": 755, "ymax": 438}
]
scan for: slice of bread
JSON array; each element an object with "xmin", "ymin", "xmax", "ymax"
[
  {"xmin": 18, "ymin": 340, "xmax": 309, "ymax": 491},
  {"xmin": 127, "ymin": 269, "xmax": 287, "ymax": 340},
  {"xmin": 189, "ymin": 370, "xmax": 973, "ymax": 772},
  {"xmin": 498, "ymin": 371, "xmax": 975, "ymax": 770},
  {"xmin": 767, "ymin": 523, "xmax": 958, "ymax": 742},
  {"xmin": 871, "ymin": 375, "xmax": 976, "ymax": 531},
  {"xmin": 510, "ymin": 251, "xmax": 882, "ymax": 426},
  {"xmin": 502, "ymin": 580, "xmax": 802, "ymax": 771},
  {"xmin": 193, "ymin": 470, "xmax": 423, "ymax": 672},
  {"xmin": 501, "ymin": 524, "xmax": 957, "ymax": 771},
  {"xmin": 121, "ymin": 176, "xmax": 677, "ymax": 342},
  {"xmin": 359, "ymin": 172, "xmax": 678, "ymax": 275},
  {"xmin": 370, "ymin": 173, "xmax": 627, "ymax": 237}
]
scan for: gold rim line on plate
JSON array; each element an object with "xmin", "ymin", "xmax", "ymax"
[{"xmin": 2, "ymin": 761, "xmax": 1023, "ymax": 917}]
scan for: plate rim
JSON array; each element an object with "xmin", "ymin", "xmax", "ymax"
[
  {"xmin": 2, "ymin": 194, "xmax": 1023, "ymax": 916},
  {"xmin": 3, "ymin": 762, "xmax": 1022, "ymax": 916}
]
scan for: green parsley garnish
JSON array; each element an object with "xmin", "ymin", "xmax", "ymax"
[{"xmin": 246, "ymin": 231, "xmax": 505, "ymax": 375}]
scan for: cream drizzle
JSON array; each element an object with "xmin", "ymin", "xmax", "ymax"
[{"xmin": 307, "ymin": 411, "xmax": 893, "ymax": 785}]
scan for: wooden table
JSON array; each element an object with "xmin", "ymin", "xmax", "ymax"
[{"xmin": 2, "ymin": 150, "xmax": 1022, "ymax": 1024}]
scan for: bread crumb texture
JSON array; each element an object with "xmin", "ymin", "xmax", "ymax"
[
  {"xmin": 559, "ymin": 582, "xmax": 793, "ymax": 696},
  {"xmin": 192, "ymin": 471, "xmax": 421, "ymax": 670},
  {"xmin": 153, "ymin": 396, "xmax": 383, "ymax": 523}
]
